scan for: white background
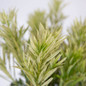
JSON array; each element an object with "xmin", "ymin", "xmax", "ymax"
[{"xmin": 0, "ymin": 0, "xmax": 86, "ymax": 86}]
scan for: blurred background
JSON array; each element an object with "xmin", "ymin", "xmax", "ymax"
[{"xmin": 0, "ymin": 0, "xmax": 86, "ymax": 86}]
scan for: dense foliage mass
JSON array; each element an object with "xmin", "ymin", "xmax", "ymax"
[{"xmin": 0, "ymin": 0, "xmax": 86, "ymax": 86}]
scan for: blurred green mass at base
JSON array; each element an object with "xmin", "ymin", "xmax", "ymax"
[
  {"xmin": 0, "ymin": 0, "xmax": 86, "ymax": 86},
  {"xmin": 10, "ymin": 79, "xmax": 26, "ymax": 86}
]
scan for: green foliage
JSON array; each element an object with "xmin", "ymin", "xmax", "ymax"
[
  {"xmin": 0, "ymin": 0, "xmax": 86, "ymax": 86},
  {"xmin": 0, "ymin": 58, "xmax": 13, "ymax": 81},
  {"xmin": 28, "ymin": 10, "xmax": 47, "ymax": 35},
  {"xmin": 10, "ymin": 79, "xmax": 26, "ymax": 86},
  {"xmin": 48, "ymin": 0, "xmax": 66, "ymax": 28},
  {"xmin": 27, "ymin": 0, "xmax": 66, "ymax": 85},
  {"xmin": 0, "ymin": 0, "xmax": 66, "ymax": 85},
  {"xmin": 28, "ymin": 0, "xmax": 66, "ymax": 35},
  {"xmin": 16, "ymin": 24, "xmax": 65, "ymax": 86},
  {"xmin": 0, "ymin": 9, "xmax": 28, "ymax": 82},
  {"xmin": 60, "ymin": 19, "xmax": 86, "ymax": 86}
]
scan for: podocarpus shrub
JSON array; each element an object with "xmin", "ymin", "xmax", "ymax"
[{"xmin": 0, "ymin": 0, "xmax": 86, "ymax": 86}]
